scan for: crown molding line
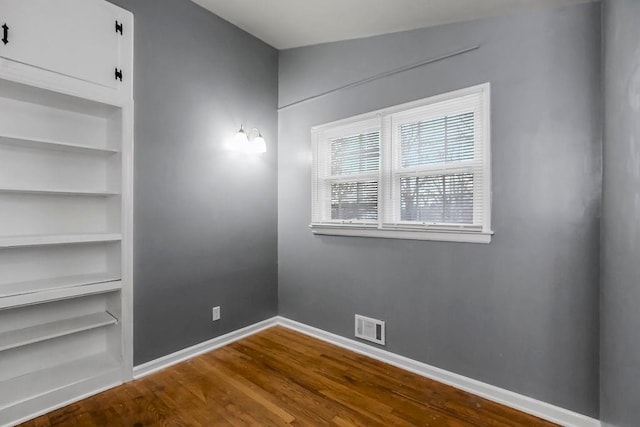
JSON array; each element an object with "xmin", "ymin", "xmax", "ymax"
[{"xmin": 277, "ymin": 45, "xmax": 480, "ymax": 111}]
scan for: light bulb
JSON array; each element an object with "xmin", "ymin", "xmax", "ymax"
[
  {"xmin": 234, "ymin": 126, "xmax": 249, "ymax": 152},
  {"xmin": 252, "ymin": 135, "xmax": 267, "ymax": 154}
]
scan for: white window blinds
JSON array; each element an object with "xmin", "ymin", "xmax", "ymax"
[
  {"xmin": 330, "ymin": 132, "xmax": 380, "ymax": 220},
  {"xmin": 312, "ymin": 119, "xmax": 381, "ymax": 225},
  {"xmin": 388, "ymin": 92, "xmax": 488, "ymax": 230}
]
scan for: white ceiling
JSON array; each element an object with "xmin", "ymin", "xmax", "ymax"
[{"xmin": 191, "ymin": 0, "xmax": 596, "ymax": 49}]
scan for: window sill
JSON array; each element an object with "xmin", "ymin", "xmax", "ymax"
[{"xmin": 310, "ymin": 225, "xmax": 493, "ymax": 244}]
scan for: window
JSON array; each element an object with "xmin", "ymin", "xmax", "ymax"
[{"xmin": 311, "ymin": 84, "xmax": 492, "ymax": 243}]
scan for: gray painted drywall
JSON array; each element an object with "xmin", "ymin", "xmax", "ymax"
[
  {"xmin": 106, "ymin": 0, "xmax": 278, "ymax": 365},
  {"xmin": 278, "ymin": 3, "xmax": 601, "ymax": 417},
  {"xmin": 601, "ymin": 1, "xmax": 640, "ymax": 425}
]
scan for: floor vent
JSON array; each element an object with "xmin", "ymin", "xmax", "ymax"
[{"xmin": 355, "ymin": 314, "xmax": 385, "ymax": 345}]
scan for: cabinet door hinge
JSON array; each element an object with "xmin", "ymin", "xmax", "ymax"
[
  {"xmin": 115, "ymin": 21, "xmax": 123, "ymax": 35},
  {"xmin": 1, "ymin": 23, "xmax": 8, "ymax": 45},
  {"xmin": 115, "ymin": 68, "xmax": 123, "ymax": 82}
]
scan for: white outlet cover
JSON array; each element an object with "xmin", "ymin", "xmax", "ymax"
[{"xmin": 212, "ymin": 306, "xmax": 221, "ymax": 321}]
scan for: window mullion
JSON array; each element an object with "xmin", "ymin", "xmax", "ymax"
[{"xmin": 380, "ymin": 114, "xmax": 391, "ymax": 229}]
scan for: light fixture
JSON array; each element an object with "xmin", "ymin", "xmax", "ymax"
[
  {"xmin": 234, "ymin": 125, "xmax": 266, "ymax": 154},
  {"xmin": 251, "ymin": 132, "xmax": 267, "ymax": 154}
]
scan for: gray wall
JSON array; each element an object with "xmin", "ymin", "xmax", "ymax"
[
  {"xmin": 106, "ymin": 0, "xmax": 279, "ymax": 365},
  {"xmin": 278, "ymin": 3, "xmax": 601, "ymax": 417},
  {"xmin": 601, "ymin": 1, "xmax": 640, "ymax": 425}
]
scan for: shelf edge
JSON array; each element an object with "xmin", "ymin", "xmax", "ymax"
[
  {"xmin": 0, "ymin": 312, "xmax": 118, "ymax": 352},
  {"xmin": 0, "ymin": 280, "xmax": 122, "ymax": 310},
  {"xmin": 0, "ymin": 234, "xmax": 123, "ymax": 249}
]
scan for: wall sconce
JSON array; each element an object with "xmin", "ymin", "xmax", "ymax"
[{"xmin": 234, "ymin": 125, "xmax": 266, "ymax": 154}]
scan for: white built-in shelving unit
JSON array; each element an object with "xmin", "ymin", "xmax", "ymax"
[{"xmin": 0, "ymin": 0, "xmax": 133, "ymax": 425}]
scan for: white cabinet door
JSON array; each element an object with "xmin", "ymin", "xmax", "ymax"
[{"xmin": 0, "ymin": 0, "xmax": 124, "ymax": 89}]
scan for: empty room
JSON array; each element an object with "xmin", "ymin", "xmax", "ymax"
[{"xmin": 0, "ymin": 0, "xmax": 638, "ymax": 426}]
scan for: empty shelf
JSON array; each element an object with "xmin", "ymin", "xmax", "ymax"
[
  {"xmin": 0, "ymin": 187, "xmax": 119, "ymax": 196},
  {"xmin": 0, "ymin": 275, "xmax": 121, "ymax": 309},
  {"xmin": 0, "ymin": 312, "xmax": 118, "ymax": 352},
  {"xmin": 0, "ymin": 135, "xmax": 119, "ymax": 155},
  {"xmin": 0, "ymin": 233, "xmax": 122, "ymax": 248},
  {"xmin": 0, "ymin": 353, "xmax": 120, "ymax": 410},
  {"xmin": 0, "ymin": 273, "xmax": 120, "ymax": 298}
]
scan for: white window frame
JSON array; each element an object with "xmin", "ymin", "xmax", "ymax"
[
  {"xmin": 311, "ymin": 83, "xmax": 493, "ymax": 244},
  {"xmin": 312, "ymin": 118, "xmax": 381, "ymax": 227}
]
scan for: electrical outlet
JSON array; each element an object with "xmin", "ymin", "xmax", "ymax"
[{"xmin": 212, "ymin": 306, "xmax": 221, "ymax": 321}]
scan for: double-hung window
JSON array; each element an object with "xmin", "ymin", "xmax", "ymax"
[{"xmin": 311, "ymin": 84, "xmax": 492, "ymax": 243}]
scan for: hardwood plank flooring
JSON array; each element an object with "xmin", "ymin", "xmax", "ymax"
[{"xmin": 20, "ymin": 326, "xmax": 558, "ymax": 426}]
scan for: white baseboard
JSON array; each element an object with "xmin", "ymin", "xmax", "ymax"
[
  {"xmin": 276, "ymin": 316, "xmax": 600, "ymax": 427},
  {"xmin": 131, "ymin": 315, "xmax": 600, "ymax": 427},
  {"xmin": 133, "ymin": 317, "xmax": 278, "ymax": 379}
]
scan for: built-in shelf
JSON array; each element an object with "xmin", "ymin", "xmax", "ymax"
[
  {"xmin": 0, "ymin": 135, "xmax": 119, "ymax": 155},
  {"xmin": 0, "ymin": 275, "xmax": 121, "ymax": 309},
  {"xmin": 0, "ymin": 2, "xmax": 132, "ymax": 423},
  {"xmin": 0, "ymin": 233, "xmax": 122, "ymax": 249},
  {"xmin": 0, "ymin": 353, "xmax": 120, "ymax": 411},
  {"xmin": 0, "ymin": 312, "xmax": 118, "ymax": 352},
  {"xmin": 0, "ymin": 187, "xmax": 119, "ymax": 197}
]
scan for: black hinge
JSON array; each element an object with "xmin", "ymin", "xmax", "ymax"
[
  {"xmin": 1, "ymin": 23, "xmax": 8, "ymax": 45},
  {"xmin": 115, "ymin": 20, "xmax": 123, "ymax": 35},
  {"xmin": 115, "ymin": 68, "xmax": 123, "ymax": 82}
]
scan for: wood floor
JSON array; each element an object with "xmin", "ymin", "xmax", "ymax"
[{"xmin": 20, "ymin": 326, "xmax": 557, "ymax": 426}]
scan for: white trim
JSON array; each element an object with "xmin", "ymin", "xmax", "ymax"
[
  {"xmin": 120, "ymin": 99, "xmax": 135, "ymax": 381},
  {"xmin": 276, "ymin": 317, "xmax": 600, "ymax": 427},
  {"xmin": 311, "ymin": 225, "xmax": 493, "ymax": 243},
  {"xmin": 481, "ymin": 83, "xmax": 492, "ymax": 234},
  {"xmin": 132, "ymin": 317, "xmax": 279, "ymax": 379}
]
